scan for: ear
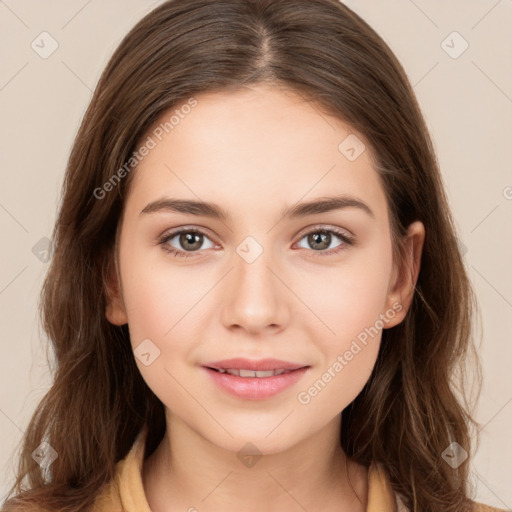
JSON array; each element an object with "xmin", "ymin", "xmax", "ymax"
[
  {"xmin": 104, "ymin": 252, "xmax": 128, "ymax": 326},
  {"xmin": 383, "ymin": 221, "xmax": 425, "ymax": 328}
]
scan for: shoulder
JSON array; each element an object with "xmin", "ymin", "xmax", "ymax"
[
  {"xmin": 387, "ymin": 469, "xmax": 508, "ymax": 512},
  {"xmin": 1, "ymin": 480, "xmax": 123, "ymax": 512},
  {"xmin": 89, "ymin": 477, "xmax": 123, "ymax": 512},
  {"xmin": 470, "ymin": 502, "xmax": 509, "ymax": 512},
  {"xmin": 395, "ymin": 494, "xmax": 508, "ymax": 512}
]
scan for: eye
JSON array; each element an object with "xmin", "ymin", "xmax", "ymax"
[
  {"xmin": 158, "ymin": 228, "xmax": 216, "ymax": 258},
  {"xmin": 295, "ymin": 226, "xmax": 355, "ymax": 257}
]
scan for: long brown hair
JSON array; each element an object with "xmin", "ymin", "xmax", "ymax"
[{"xmin": 2, "ymin": 1, "xmax": 483, "ymax": 510}]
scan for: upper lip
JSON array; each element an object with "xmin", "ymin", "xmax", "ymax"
[{"xmin": 203, "ymin": 358, "xmax": 308, "ymax": 371}]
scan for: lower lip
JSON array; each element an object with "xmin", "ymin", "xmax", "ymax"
[{"xmin": 202, "ymin": 367, "xmax": 309, "ymax": 400}]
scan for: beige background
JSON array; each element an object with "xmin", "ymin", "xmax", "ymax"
[{"xmin": 0, "ymin": 0, "xmax": 511, "ymax": 508}]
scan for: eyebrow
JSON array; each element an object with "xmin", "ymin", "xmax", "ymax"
[{"xmin": 140, "ymin": 194, "xmax": 375, "ymax": 220}]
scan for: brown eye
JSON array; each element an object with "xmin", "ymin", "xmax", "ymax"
[
  {"xmin": 159, "ymin": 228, "xmax": 215, "ymax": 257},
  {"xmin": 178, "ymin": 232, "xmax": 203, "ymax": 251},
  {"xmin": 296, "ymin": 226, "xmax": 355, "ymax": 257},
  {"xmin": 306, "ymin": 231, "xmax": 333, "ymax": 251}
]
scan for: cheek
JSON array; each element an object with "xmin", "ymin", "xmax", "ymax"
[
  {"xmin": 299, "ymin": 240, "xmax": 393, "ymax": 343},
  {"xmin": 296, "ymin": 340, "xmax": 379, "ymax": 421},
  {"xmin": 294, "ymin": 241, "xmax": 392, "ymax": 410},
  {"xmin": 117, "ymin": 240, "xmax": 193, "ymax": 350},
  {"xmin": 122, "ymin": 275, "xmax": 174, "ymax": 344},
  {"xmin": 119, "ymin": 255, "xmax": 200, "ymax": 407},
  {"xmin": 296, "ymin": 281, "xmax": 387, "ymax": 418}
]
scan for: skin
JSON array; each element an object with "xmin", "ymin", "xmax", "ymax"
[{"xmin": 105, "ymin": 84, "xmax": 425, "ymax": 512}]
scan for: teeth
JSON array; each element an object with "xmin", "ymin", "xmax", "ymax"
[{"xmin": 216, "ymin": 368, "xmax": 290, "ymax": 377}]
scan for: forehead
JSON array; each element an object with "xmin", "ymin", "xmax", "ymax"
[{"xmin": 125, "ymin": 84, "xmax": 389, "ymax": 224}]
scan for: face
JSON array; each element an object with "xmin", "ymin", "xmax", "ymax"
[{"xmin": 106, "ymin": 84, "xmax": 423, "ymax": 455}]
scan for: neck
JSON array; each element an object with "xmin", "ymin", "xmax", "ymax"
[{"xmin": 142, "ymin": 413, "xmax": 368, "ymax": 512}]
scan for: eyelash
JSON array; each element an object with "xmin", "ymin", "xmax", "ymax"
[{"xmin": 158, "ymin": 225, "xmax": 355, "ymax": 259}]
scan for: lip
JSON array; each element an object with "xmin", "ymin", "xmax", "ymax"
[
  {"xmin": 203, "ymin": 358, "xmax": 307, "ymax": 371},
  {"xmin": 202, "ymin": 359, "xmax": 310, "ymax": 400}
]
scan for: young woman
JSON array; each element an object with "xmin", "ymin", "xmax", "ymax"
[{"xmin": 2, "ymin": 1, "xmax": 505, "ymax": 511}]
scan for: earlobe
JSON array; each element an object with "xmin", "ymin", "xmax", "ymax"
[
  {"xmin": 106, "ymin": 298, "xmax": 128, "ymax": 326},
  {"xmin": 104, "ymin": 255, "xmax": 128, "ymax": 326},
  {"xmin": 384, "ymin": 221, "xmax": 425, "ymax": 328}
]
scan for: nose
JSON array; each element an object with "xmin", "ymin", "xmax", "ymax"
[{"xmin": 220, "ymin": 247, "xmax": 290, "ymax": 335}]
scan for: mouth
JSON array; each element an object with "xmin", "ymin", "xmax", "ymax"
[
  {"xmin": 203, "ymin": 357, "xmax": 307, "ymax": 372},
  {"xmin": 205, "ymin": 367, "xmax": 301, "ymax": 378},
  {"xmin": 201, "ymin": 359, "xmax": 310, "ymax": 400}
]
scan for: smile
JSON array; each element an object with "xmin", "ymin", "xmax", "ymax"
[{"xmin": 210, "ymin": 368, "xmax": 292, "ymax": 377}]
